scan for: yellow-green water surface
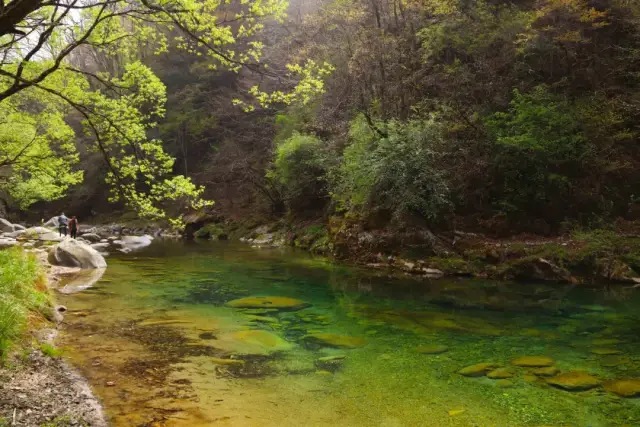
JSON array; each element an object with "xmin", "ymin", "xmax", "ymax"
[{"xmin": 56, "ymin": 240, "xmax": 640, "ymax": 426}]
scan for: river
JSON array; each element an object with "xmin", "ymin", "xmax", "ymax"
[{"xmin": 56, "ymin": 240, "xmax": 640, "ymax": 426}]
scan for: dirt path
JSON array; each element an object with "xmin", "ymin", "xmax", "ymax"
[{"xmin": 0, "ymin": 253, "xmax": 108, "ymax": 427}]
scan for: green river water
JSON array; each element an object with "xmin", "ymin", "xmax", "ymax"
[{"xmin": 56, "ymin": 240, "xmax": 640, "ymax": 426}]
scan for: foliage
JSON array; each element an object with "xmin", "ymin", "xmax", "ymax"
[
  {"xmin": 484, "ymin": 86, "xmax": 593, "ymax": 223},
  {"xmin": 0, "ymin": 248, "xmax": 50, "ymax": 360},
  {"xmin": 39, "ymin": 343, "xmax": 63, "ymax": 358},
  {"xmin": 0, "ymin": 0, "xmax": 332, "ymax": 219},
  {"xmin": 268, "ymin": 132, "xmax": 328, "ymax": 213},
  {"xmin": 331, "ymin": 114, "xmax": 450, "ymax": 222},
  {"xmin": 0, "ymin": 86, "xmax": 83, "ymax": 209}
]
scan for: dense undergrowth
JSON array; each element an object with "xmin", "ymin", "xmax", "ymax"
[{"xmin": 0, "ymin": 248, "xmax": 51, "ymax": 361}]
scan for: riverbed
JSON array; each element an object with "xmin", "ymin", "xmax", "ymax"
[{"xmin": 56, "ymin": 240, "xmax": 640, "ymax": 426}]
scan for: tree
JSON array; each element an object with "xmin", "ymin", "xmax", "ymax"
[{"xmin": 0, "ymin": 0, "xmax": 331, "ymax": 220}]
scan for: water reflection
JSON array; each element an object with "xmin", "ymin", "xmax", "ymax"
[{"xmin": 56, "ymin": 240, "xmax": 640, "ymax": 426}]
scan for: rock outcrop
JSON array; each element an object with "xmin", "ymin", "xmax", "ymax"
[{"xmin": 48, "ymin": 239, "xmax": 107, "ymax": 269}]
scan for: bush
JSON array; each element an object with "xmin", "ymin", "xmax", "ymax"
[
  {"xmin": 268, "ymin": 132, "xmax": 328, "ymax": 214},
  {"xmin": 485, "ymin": 86, "xmax": 598, "ymax": 229},
  {"xmin": 0, "ymin": 248, "xmax": 50, "ymax": 360},
  {"xmin": 40, "ymin": 342, "xmax": 62, "ymax": 358},
  {"xmin": 331, "ymin": 114, "xmax": 450, "ymax": 223}
]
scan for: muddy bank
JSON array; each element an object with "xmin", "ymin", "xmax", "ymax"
[{"xmin": 0, "ymin": 254, "xmax": 107, "ymax": 427}]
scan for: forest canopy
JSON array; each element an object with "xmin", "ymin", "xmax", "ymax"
[{"xmin": 1, "ymin": 0, "xmax": 639, "ymax": 235}]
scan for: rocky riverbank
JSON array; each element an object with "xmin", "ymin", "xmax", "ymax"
[
  {"xmin": 186, "ymin": 216, "xmax": 640, "ymax": 286},
  {"xmin": 0, "ymin": 250, "xmax": 107, "ymax": 427}
]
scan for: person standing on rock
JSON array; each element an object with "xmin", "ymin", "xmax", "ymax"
[
  {"xmin": 68, "ymin": 216, "xmax": 78, "ymax": 239},
  {"xmin": 58, "ymin": 213, "xmax": 69, "ymax": 237}
]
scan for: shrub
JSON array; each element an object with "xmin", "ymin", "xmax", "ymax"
[
  {"xmin": 268, "ymin": 132, "xmax": 328, "ymax": 214},
  {"xmin": 0, "ymin": 248, "xmax": 50, "ymax": 360},
  {"xmin": 331, "ymin": 114, "xmax": 450, "ymax": 223},
  {"xmin": 485, "ymin": 86, "xmax": 597, "ymax": 229}
]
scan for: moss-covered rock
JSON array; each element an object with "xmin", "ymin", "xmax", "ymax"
[
  {"xmin": 603, "ymin": 379, "xmax": 640, "ymax": 397},
  {"xmin": 510, "ymin": 356, "xmax": 555, "ymax": 367},
  {"xmin": 303, "ymin": 333, "xmax": 367, "ymax": 349},
  {"xmin": 458, "ymin": 363, "xmax": 499, "ymax": 377},
  {"xmin": 226, "ymin": 296, "xmax": 311, "ymax": 311},
  {"xmin": 546, "ymin": 371, "xmax": 599, "ymax": 391}
]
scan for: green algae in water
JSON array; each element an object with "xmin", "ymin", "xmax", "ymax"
[{"xmin": 56, "ymin": 240, "xmax": 640, "ymax": 426}]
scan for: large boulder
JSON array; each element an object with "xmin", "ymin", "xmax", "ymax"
[
  {"xmin": 0, "ymin": 238, "xmax": 18, "ymax": 248},
  {"xmin": 113, "ymin": 235, "xmax": 153, "ymax": 250},
  {"xmin": 81, "ymin": 233, "xmax": 102, "ymax": 243},
  {"xmin": 23, "ymin": 227, "xmax": 61, "ymax": 242},
  {"xmin": 0, "ymin": 218, "xmax": 14, "ymax": 232},
  {"xmin": 48, "ymin": 239, "xmax": 107, "ymax": 269},
  {"xmin": 43, "ymin": 216, "xmax": 59, "ymax": 228},
  {"xmin": 12, "ymin": 224, "xmax": 26, "ymax": 231}
]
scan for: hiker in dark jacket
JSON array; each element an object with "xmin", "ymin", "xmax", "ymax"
[
  {"xmin": 68, "ymin": 216, "xmax": 78, "ymax": 239},
  {"xmin": 58, "ymin": 213, "xmax": 68, "ymax": 236}
]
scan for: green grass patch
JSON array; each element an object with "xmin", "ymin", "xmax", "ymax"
[
  {"xmin": 0, "ymin": 248, "xmax": 51, "ymax": 361},
  {"xmin": 39, "ymin": 343, "xmax": 62, "ymax": 358}
]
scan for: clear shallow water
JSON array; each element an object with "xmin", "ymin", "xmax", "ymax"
[{"xmin": 56, "ymin": 240, "xmax": 640, "ymax": 426}]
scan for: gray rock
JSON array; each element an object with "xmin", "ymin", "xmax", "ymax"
[
  {"xmin": 48, "ymin": 239, "xmax": 107, "ymax": 269},
  {"xmin": 57, "ymin": 268, "xmax": 106, "ymax": 294},
  {"xmin": 113, "ymin": 235, "xmax": 153, "ymax": 250},
  {"xmin": 0, "ymin": 238, "xmax": 18, "ymax": 248},
  {"xmin": 12, "ymin": 224, "xmax": 26, "ymax": 231},
  {"xmin": 0, "ymin": 218, "xmax": 14, "ymax": 232},
  {"xmin": 90, "ymin": 243, "xmax": 110, "ymax": 250},
  {"xmin": 43, "ymin": 216, "xmax": 59, "ymax": 228},
  {"xmin": 81, "ymin": 233, "xmax": 102, "ymax": 243}
]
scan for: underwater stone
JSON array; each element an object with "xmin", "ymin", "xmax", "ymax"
[
  {"xmin": 591, "ymin": 348, "xmax": 622, "ymax": 355},
  {"xmin": 546, "ymin": 371, "xmax": 600, "ymax": 391},
  {"xmin": 222, "ymin": 330, "xmax": 295, "ymax": 355},
  {"xmin": 487, "ymin": 368, "xmax": 515, "ymax": 379},
  {"xmin": 315, "ymin": 355, "xmax": 346, "ymax": 371},
  {"xmin": 533, "ymin": 366, "xmax": 560, "ymax": 377},
  {"xmin": 244, "ymin": 315, "xmax": 279, "ymax": 324},
  {"xmin": 511, "ymin": 356, "xmax": 555, "ymax": 367},
  {"xmin": 496, "ymin": 379, "xmax": 514, "ymax": 388},
  {"xmin": 603, "ymin": 379, "xmax": 640, "ymax": 397},
  {"xmin": 303, "ymin": 333, "xmax": 367, "ymax": 349},
  {"xmin": 226, "ymin": 296, "xmax": 311, "ymax": 311},
  {"xmin": 458, "ymin": 363, "xmax": 499, "ymax": 377},
  {"xmin": 415, "ymin": 345, "xmax": 449, "ymax": 355}
]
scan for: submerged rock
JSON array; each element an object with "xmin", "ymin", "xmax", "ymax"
[
  {"xmin": 48, "ymin": 239, "xmax": 107, "ymax": 269},
  {"xmin": 315, "ymin": 355, "xmax": 346, "ymax": 371},
  {"xmin": 245, "ymin": 315, "xmax": 279, "ymax": 324},
  {"xmin": 458, "ymin": 363, "xmax": 499, "ymax": 377},
  {"xmin": 591, "ymin": 348, "xmax": 621, "ymax": 355},
  {"xmin": 416, "ymin": 345, "xmax": 449, "ymax": 355},
  {"xmin": 546, "ymin": 371, "xmax": 599, "ymax": 391},
  {"xmin": 303, "ymin": 333, "xmax": 366, "ymax": 349},
  {"xmin": 218, "ymin": 330, "xmax": 294, "ymax": 355},
  {"xmin": 57, "ymin": 268, "xmax": 106, "ymax": 294},
  {"xmin": 603, "ymin": 379, "xmax": 640, "ymax": 397},
  {"xmin": 533, "ymin": 366, "xmax": 560, "ymax": 377},
  {"xmin": 510, "ymin": 356, "xmax": 555, "ymax": 367},
  {"xmin": 487, "ymin": 368, "xmax": 515, "ymax": 379},
  {"xmin": 227, "ymin": 296, "xmax": 311, "ymax": 311}
]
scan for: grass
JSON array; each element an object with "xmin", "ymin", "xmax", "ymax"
[
  {"xmin": 0, "ymin": 248, "xmax": 51, "ymax": 361},
  {"xmin": 39, "ymin": 343, "xmax": 62, "ymax": 358}
]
